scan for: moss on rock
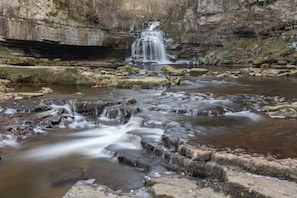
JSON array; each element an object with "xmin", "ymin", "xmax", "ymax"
[
  {"xmin": 0, "ymin": 82, "xmax": 5, "ymax": 92},
  {"xmin": 117, "ymin": 65, "xmax": 155, "ymax": 76},
  {"xmin": 161, "ymin": 65, "xmax": 187, "ymax": 76},
  {"xmin": 117, "ymin": 77, "xmax": 170, "ymax": 89},
  {"xmin": 161, "ymin": 65, "xmax": 208, "ymax": 76},
  {"xmin": 200, "ymin": 36, "xmax": 297, "ymax": 67},
  {"xmin": 3, "ymin": 57, "xmax": 39, "ymax": 66},
  {"xmin": 189, "ymin": 68, "xmax": 208, "ymax": 76}
]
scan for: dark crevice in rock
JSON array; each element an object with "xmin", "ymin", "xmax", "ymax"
[{"xmin": 0, "ymin": 39, "xmax": 129, "ymax": 60}]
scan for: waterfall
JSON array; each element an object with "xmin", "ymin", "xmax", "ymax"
[{"xmin": 128, "ymin": 21, "xmax": 175, "ymax": 65}]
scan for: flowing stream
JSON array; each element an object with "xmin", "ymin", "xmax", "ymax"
[{"xmin": 0, "ymin": 74, "xmax": 297, "ymax": 198}]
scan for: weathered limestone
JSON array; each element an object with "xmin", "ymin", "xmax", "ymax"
[
  {"xmin": 177, "ymin": 144, "xmax": 297, "ymax": 182},
  {"xmin": 0, "ymin": 0, "xmax": 106, "ymax": 46},
  {"xmin": 264, "ymin": 102, "xmax": 297, "ymax": 119},
  {"xmin": 0, "ymin": 0, "xmax": 177, "ymax": 49},
  {"xmin": 63, "ymin": 179, "xmax": 139, "ymax": 198},
  {"xmin": 64, "ymin": 179, "xmax": 154, "ymax": 198},
  {"xmin": 212, "ymin": 152, "xmax": 297, "ymax": 182},
  {"xmin": 1, "ymin": 0, "xmax": 296, "ymax": 57},
  {"xmin": 0, "ymin": 79, "xmax": 12, "ymax": 101},
  {"xmin": 0, "ymin": 65, "xmax": 171, "ymax": 88},
  {"xmin": 0, "ymin": 17, "xmax": 106, "ymax": 46},
  {"xmin": 225, "ymin": 170, "xmax": 297, "ymax": 198},
  {"xmin": 13, "ymin": 87, "xmax": 53, "ymax": 100},
  {"xmin": 137, "ymin": 142, "xmax": 297, "ymax": 198},
  {"xmin": 66, "ymin": 141, "xmax": 297, "ymax": 198},
  {"xmin": 161, "ymin": 65, "xmax": 209, "ymax": 76},
  {"xmin": 214, "ymin": 67, "xmax": 297, "ymax": 79},
  {"xmin": 145, "ymin": 175, "xmax": 227, "ymax": 198}
]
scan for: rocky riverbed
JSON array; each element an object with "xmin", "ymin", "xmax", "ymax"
[{"xmin": 0, "ymin": 64, "xmax": 297, "ymax": 198}]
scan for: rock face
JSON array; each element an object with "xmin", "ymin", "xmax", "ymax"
[
  {"xmin": 0, "ymin": 0, "xmax": 178, "ymax": 50},
  {"xmin": 167, "ymin": 0, "xmax": 297, "ymax": 46},
  {"xmin": 1, "ymin": 0, "xmax": 296, "ymax": 58},
  {"xmin": 0, "ymin": 0, "xmax": 107, "ymax": 46},
  {"xmin": 145, "ymin": 175, "xmax": 227, "ymax": 198}
]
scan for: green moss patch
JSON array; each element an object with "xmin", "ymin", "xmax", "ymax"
[
  {"xmin": 161, "ymin": 65, "xmax": 208, "ymax": 76},
  {"xmin": 0, "ymin": 67, "xmax": 95, "ymax": 85},
  {"xmin": 200, "ymin": 36, "xmax": 297, "ymax": 67}
]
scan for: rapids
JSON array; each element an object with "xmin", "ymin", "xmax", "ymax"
[{"xmin": 0, "ymin": 75, "xmax": 296, "ymax": 198}]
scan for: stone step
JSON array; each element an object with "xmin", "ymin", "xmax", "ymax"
[
  {"xmin": 177, "ymin": 144, "xmax": 297, "ymax": 182},
  {"xmin": 225, "ymin": 169, "xmax": 297, "ymax": 198},
  {"xmin": 145, "ymin": 175, "xmax": 227, "ymax": 198}
]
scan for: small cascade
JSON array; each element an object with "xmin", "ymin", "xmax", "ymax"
[
  {"xmin": 127, "ymin": 21, "xmax": 176, "ymax": 65},
  {"xmin": 20, "ymin": 116, "xmax": 163, "ymax": 161},
  {"xmin": 0, "ymin": 134, "xmax": 18, "ymax": 148},
  {"xmin": 99, "ymin": 104, "xmax": 140, "ymax": 124}
]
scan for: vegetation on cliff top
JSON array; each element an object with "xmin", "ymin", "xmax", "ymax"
[{"xmin": 199, "ymin": 36, "xmax": 297, "ymax": 67}]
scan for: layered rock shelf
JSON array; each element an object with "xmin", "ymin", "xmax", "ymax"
[{"xmin": 63, "ymin": 142, "xmax": 297, "ymax": 198}]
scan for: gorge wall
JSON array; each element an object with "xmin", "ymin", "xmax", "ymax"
[{"xmin": 0, "ymin": 0, "xmax": 296, "ymax": 59}]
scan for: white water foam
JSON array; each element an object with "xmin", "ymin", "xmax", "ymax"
[
  {"xmin": 225, "ymin": 110, "xmax": 262, "ymax": 121},
  {"xmin": 0, "ymin": 134, "xmax": 18, "ymax": 148},
  {"xmin": 4, "ymin": 108, "xmax": 17, "ymax": 114},
  {"xmin": 21, "ymin": 117, "xmax": 164, "ymax": 161},
  {"xmin": 128, "ymin": 21, "xmax": 173, "ymax": 64}
]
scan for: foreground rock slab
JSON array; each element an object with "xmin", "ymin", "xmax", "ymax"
[
  {"xmin": 225, "ymin": 170, "xmax": 297, "ymax": 198},
  {"xmin": 145, "ymin": 175, "xmax": 227, "ymax": 198}
]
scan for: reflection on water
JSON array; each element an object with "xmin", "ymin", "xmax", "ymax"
[
  {"xmin": 166, "ymin": 76, "xmax": 297, "ymax": 158},
  {"xmin": 0, "ymin": 155, "xmax": 145, "ymax": 198},
  {"xmin": 187, "ymin": 114, "xmax": 297, "ymax": 158}
]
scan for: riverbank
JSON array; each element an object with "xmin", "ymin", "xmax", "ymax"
[{"xmin": 0, "ymin": 63, "xmax": 297, "ymax": 198}]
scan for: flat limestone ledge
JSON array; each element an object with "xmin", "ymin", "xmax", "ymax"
[
  {"xmin": 145, "ymin": 175, "xmax": 227, "ymax": 198},
  {"xmin": 63, "ymin": 179, "xmax": 138, "ymax": 198},
  {"xmin": 225, "ymin": 170, "xmax": 297, "ymax": 198},
  {"xmin": 212, "ymin": 152, "xmax": 297, "ymax": 182},
  {"xmin": 0, "ymin": 65, "xmax": 171, "ymax": 88},
  {"xmin": 161, "ymin": 65, "xmax": 208, "ymax": 76},
  {"xmin": 178, "ymin": 144, "xmax": 297, "ymax": 182}
]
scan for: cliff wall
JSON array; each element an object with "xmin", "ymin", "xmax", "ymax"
[{"xmin": 0, "ymin": 0, "xmax": 296, "ymax": 59}]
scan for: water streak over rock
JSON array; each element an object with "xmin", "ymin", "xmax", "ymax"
[{"xmin": 128, "ymin": 21, "xmax": 174, "ymax": 65}]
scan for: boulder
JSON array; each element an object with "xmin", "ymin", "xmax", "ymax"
[{"xmin": 161, "ymin": 65, "xmax": 188, "ymax": 76}]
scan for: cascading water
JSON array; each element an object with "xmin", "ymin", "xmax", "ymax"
[
  {"xmin": 128, "ymin": 21, "xmax": 175, "ymax": 65},
  {"xmin": 18, "ymin": 104, "xmax": 163, "ymax": 161}
]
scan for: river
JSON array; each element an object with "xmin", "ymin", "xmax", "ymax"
[{"xmin": 0, "ymin": 74, "xmax": 296, "ymax": 198}]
